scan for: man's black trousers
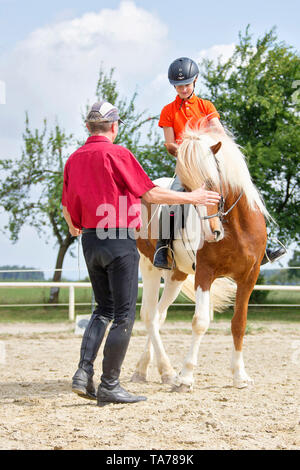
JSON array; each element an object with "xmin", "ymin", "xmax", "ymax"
[{"xmin": 78, "ymin": 229, "xmax": 140, "ymax": 388}]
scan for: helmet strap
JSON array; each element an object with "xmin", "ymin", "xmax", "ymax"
[
  {"xmin": 188, "ymin": 78, "xmax": 197, "ymax": 99},
  {"xmin": 174, "ymin": 78, "xmax": 196, "ymax": 101},
  {"xmin": 179, "ymin": 90, "xmax": 194, "ymax": 108},
  {"xmin": 186, "ymin": 88, "xmax": 194, "ymax": 100}
]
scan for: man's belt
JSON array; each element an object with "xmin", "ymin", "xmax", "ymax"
[{"xmin": 82, "ymin": 227, "xmax": 135, "ymax": 239}]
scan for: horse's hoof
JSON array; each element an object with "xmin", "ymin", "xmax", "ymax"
[
  {"xmin": 171, "ymin": 383, "xmax": 192, "ymax": 393},
  {"xmin": 131, "ymin": 372, "xmax": 147, "ymax": 383},
  {"xmin": 161, "ymin": 374, "xmax": 176, "ymax": 385},
  {"xmin": 233, "ymin": 376, "xmax": 254, "ymax": 389}
]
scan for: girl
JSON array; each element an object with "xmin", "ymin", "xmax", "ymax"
[{"xmin": 153, "ymin": 57, "xmax": 286, "ymax": 269}]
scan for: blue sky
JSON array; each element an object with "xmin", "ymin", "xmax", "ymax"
[
  {"xmin": 0, "ymin": 0, "xmax": 299, "ymax": 278},
  {"xmin": 1, "ymin": 0, "xmax": 300, "ymax": 52}
]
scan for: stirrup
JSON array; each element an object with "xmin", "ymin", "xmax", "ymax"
[
  {"xmin": 153, "ymin": 245, "xmax": 176, "ymax": 270},
  {"xmin": 168, "ymin": 246, "xmax": 176, "ymax": 269},
  {"xmin": 264, "ymin": 238, "xmax": 287, "ymax": 264}
]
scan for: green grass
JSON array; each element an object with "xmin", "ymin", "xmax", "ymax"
[
  {"xmin": 0, "ymin": 286, "xmax": 93, "ymax": 304},
  {"xmin": 0, "ymin": 284, "xmax": 299, "ymax": 323}
]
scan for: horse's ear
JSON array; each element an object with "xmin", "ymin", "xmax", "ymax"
[{"xmin": 210, "ymin": 142, "xmax": 222, "ymax": 155}]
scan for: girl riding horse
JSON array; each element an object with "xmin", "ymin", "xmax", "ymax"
[{"xmin": 153, "ymin": 57, "xmax": 286, "ymax": 269}]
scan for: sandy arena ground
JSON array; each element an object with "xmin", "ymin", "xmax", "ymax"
[{"xmin": 0, "ymin": 320, "xmax": 299, "ymax": 450}]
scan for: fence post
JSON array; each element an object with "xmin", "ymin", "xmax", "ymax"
[{"xmin": 69, "ymin": 285, "xmax": 75, "ymax": 321}]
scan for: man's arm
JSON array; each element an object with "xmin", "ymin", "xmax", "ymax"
[
  {"xmin": 142, "ymin": 185, "xmax": 220, "ymax": 206},
  {"xmin": 62, "ymin": 206, "xmax": 82, "ymax": 237}
]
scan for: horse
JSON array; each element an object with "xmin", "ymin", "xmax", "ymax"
[{"xmin": 131, "ymin": 125, "xmax": 269, "ymax": 391}]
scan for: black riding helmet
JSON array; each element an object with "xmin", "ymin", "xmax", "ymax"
[{"xmin": 168, "ymin": 57, "xmax": 199, "ymax": 86}]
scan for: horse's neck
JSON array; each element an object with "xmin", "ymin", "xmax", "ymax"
[{"xmin": 224, "ymin": 188, "xmax": 254, "ymax": 228}]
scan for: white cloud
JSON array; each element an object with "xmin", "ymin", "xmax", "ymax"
[
  {"xmin": 196, "ymin": 43, "xmax": 235, "ymax": 65},
  {"xmin": 0, "ymin": 1, "xmax": 169, "ymax": 156},
  {"xmin": 141, "ymin": 72, "xmax": 175, "ymax": 115},
  {"xmin": 0, "ymin": 1, "xmax": 171, "ymax": 274},
  {"xmin": 19, "ymin": 1, "xmax": 167, "ymax": 60}
]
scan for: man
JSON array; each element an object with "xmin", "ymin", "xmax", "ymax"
[{"xmin": 62, "ymin": 100, "xmax": 221, "ymax": 407}]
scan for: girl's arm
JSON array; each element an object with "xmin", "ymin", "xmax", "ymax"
[
  {"xmin": 163, "ymin": 127, "xmax": 178, "ymax": 157},
  {"xmin": 163, "ymin": 126, "xmax": 176, "ymax": 143},
  {"xmin": 209, "ymin": 117, "xmax": 226, "ymax": 135}
]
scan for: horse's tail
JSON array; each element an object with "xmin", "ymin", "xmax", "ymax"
[{"xmin": 181, "ymin": 275, "xmax": 236, "ymax": 312}]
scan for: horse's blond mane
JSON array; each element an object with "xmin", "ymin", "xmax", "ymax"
[{"xmin": 176, "ymin": 125, "xmax": 270, "ymax": 218}]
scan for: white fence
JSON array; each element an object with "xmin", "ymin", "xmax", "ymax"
[{"xmin": 0, "ymin": 281, "xmax": 299, "ymax": 321}]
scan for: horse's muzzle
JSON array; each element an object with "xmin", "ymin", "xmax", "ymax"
[{"xmin": 213, "ymin": 229, "xmax": 224, "ymax": 242}]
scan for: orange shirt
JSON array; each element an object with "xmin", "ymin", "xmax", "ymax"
[{"xmin": 158, "ymin": 94, "xmax": 220, "ymax": 143}]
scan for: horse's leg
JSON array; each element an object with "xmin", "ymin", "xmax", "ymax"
[
  {"xmin": 154, "ymin": 271, "xmax": 187, "ymax": 384},
  {"xmin": 138, "ymin": 272, "xmax": 186, "ymax": 384},
  {"xmin": 131, "ymin": 255, "xmax": 161, "ymax": 383},
  {"xmin": 131, "ymin": 336, "xmax": 154, "ymax": 383},
  {"xmin": 173, "ymin": 279, "xmax": 211, "ymax": 392},
  {"xmin": 132, "ymin": 254, "xmax": 188, "ymax": 384},
  {"xmin": 231, "ymin": 276, "xmax": 257, "ymax": 388}
]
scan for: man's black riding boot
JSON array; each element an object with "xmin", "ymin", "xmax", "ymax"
[
  {"xmin": 97, "ymin": 383, "xmax": 147, "ymax": 406},
  {"xmin": 72, "ymin": 368, "xmax": 97, "ymax": 400},
  {"xmin": 261, "ymin": 247, "xmax": 287, "ymax": 266},
  {"xmin": 72, "ymin": 313, "xmax": 111, "ymax": 400},
  {"xmin": 97, "ymin": 318, "xmax": 147, "ymax": 406}
]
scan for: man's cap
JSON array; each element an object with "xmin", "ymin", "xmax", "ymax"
[{"xmin": 86, "ymin": 100, "xmax": 124, "ymax": 123}]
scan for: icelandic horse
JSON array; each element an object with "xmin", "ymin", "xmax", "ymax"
[{"xmin": 132, "ymin": 124, "xmax": 269, "ymax": 391}]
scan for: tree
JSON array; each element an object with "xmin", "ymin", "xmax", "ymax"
[
  {"xmin": 0, "ymin": 115, "xmax": 75, "ymax": 301},
  {"xmin": 84, "ymin": 68, "xmax": 174, "ymax": 179},
  {"xmin": 199, "ymin": 26, "xmax": 300, "ymax": 244},
  {"xmin": 0, "ymin": 68, "xmax": 172, "ymax": 302}
]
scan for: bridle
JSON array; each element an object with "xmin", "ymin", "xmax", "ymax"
[
  {"xmin": 200, "ymin": 148, "xmax": 243, "ymax": 222},
  {"xmin": 202, "ymin": 192, "xmax": 243, "ymax": 222}
]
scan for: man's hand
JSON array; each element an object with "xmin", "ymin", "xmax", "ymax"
[
  {"xmin": 62, "ymin": 205, "xmax": 82, "ymax": 237},
  {"xmin": 69, "ymin": 226, "xmax": 82, "ymax": 237},
  {"xmin": 142, "ymin": 184, "xmax": 220, "ymax": 205},
  {"xmin": 190, "ymin": 184, "xmax": 221, "ymax": 206}
]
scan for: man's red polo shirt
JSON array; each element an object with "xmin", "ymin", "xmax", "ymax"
[{"xmin": 61, "ymin": 136, "xmax": 155, "ymax": 229}]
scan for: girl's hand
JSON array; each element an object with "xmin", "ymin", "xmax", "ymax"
[{"xmin": 164, "ymin": 142, "xmax": 178, "ymax": 157}]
